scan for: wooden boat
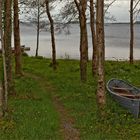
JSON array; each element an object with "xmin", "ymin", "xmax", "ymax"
[{"xmin": 106, "ymin": 79, "xmax": 140, "ymax": 118}]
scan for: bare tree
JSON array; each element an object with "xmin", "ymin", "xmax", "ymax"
[
  {"xmin": 36, "ymin": 0, "xmax": 40, "ymax": 57},
  {"xmin": 96, "ymin": 0, "xmax": 106, "ymax": 116},
  {"xmin": 3, "ymin": 0, "xmax": 13, "ymax": 111},
  {"xmin": 129, "ymin": 0, "xmax": 140, "ymax": 63},
  {"xmin": 45, "ymin": 0, "xmax": 57, "ymax": 70},
  {"xmin": 90, "ymin": 0, "xmax": 97, "ymax": 76},
  {"xmin": 74, "ymin": 0, "xmax": 88, "ymax": 82},
  {"xmin": 90, "ymin": 0, "xmax": 116, "ymax": 76},
  {"xmin": 130, "ymin": 0, "xmax": 134, "ymax": 64},
  {"xmin": 0, "ymin": 83, "xmax": 4, "ymax": 118},
  {"xmin": 4, "ymin": 0, "xmax": 12, "ymax": 98},
  {"xmin": 21, "ymin": 0, "xmax": 47, "ymax": 57},
  {"xmin": 14, "ymin": 0, "xmax": 22, "ymax": 75},
  {"xmin": 0, "ymin": 0, "xmax": 4, "ymax": 118}
]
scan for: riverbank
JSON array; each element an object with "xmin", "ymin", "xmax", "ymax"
[{"xmin": 0, "ymin": 56, "xmax": 140, "ymax": 139}]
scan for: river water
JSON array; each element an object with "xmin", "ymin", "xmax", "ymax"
[{"xmin": 20, "ymin": 23, "xmax": 140, "ymax": 60}]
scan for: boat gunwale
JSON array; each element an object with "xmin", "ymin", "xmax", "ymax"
[{"xmin": 106, "ymin": 78, "xmax": 140, "ymax": 101}]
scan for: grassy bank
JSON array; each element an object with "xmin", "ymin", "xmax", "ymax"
[{"xmin": 0, "ymin": 56, "xmax": 140, "ymax": 139}]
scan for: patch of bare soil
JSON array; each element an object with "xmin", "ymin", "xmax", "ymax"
[{"xmin": 25, "ymin": 73, "xmax": 80, "ymax": 140}]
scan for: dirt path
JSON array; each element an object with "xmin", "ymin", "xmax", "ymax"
[
  {"xmin": 52, "ymin": 95, "xmax": 80, "ymax": 140},
  {"xmin": 25, "ymin": 73, "xmax": 80, "ymax": 140}
]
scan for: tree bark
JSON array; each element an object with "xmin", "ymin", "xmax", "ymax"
[
  {"xmin": 90, "ymin": 0, "xmax": 97, "ymax": 75},
  {"xmin": 0, "ymin": 0, "xmax": 4, "ymax": 118},
  {"xmin": 96, "ymin": 0, "xmax": 106, "ymax": 116},
  {"xmin": 130, "ymin": 0, "xmax": 134, "ymax": 64},
  {"xmin": 0, "ymin": 84, "xmax": 4, "ymax": 118},
  {"xmin": 4, "ymin": 0, "xmax": 13, "ymax": 97},
  {"xmin": 45, "ymin": 0, "xmax": 57, "ymax": 70},
  {"xmin": 74, "ymin": 0, "xmax": 88, "ymax": 82},
  {"xmin": 14, "ymin": 0, "xmax": 22, "ymax": 75},
  {"xmin": 35, "ymin": 0, "xmax": 40, "ymax": 57}
]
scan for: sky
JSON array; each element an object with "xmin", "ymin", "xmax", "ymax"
[
  {"xmin": 109, "ymin": 0, "xmax": 139, "ymax": 22},
  {"xmin": 19, "ymin": 0, "xmax": 140, "ymax": 23}
]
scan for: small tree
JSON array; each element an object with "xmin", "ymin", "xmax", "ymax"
[
  {"xmin": 74, "ymin": 0, "xmax": 88, "ymax": 82},
  {"xmin": 21, "ymin": 0, "xmax": 47, "ymax": 57},
  {"xmin": 3, "ymin": 0, "xmax": 13, "ymax": 111},
  {"xmin": 45, "ymin": 0, "xmax": 57, "ymax": 70},
  {"xmin": 14, "ymin": 0, "xmax": 22, "ymax": 75},
  {"xmin": 0, "ymin": 0, "xmax": 4, "ymax": 118},
  {"xmin": 90, "ymin": 0, "xmax": 97, "ymax": 75},
  {"xmin": 36, "ymin": 0, "xmax": 40, "ymax": 57},
  {"xmin": 130, "ymin": 0, "xmax": 134, "ymax": 64},
  {"xmin": 96, "ymin": 0, "xmax": 106, "ymax": 117},
  {"xmin": 129, "ymin": 0, "xmax": 140, "ymax": 64}
]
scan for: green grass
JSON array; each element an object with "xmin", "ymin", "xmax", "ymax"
[
  {"xmin": 0, "ymin": 69, "xmax": 61, "ymax": 139},
  {"xmin": 0, "ymin": 56, "xmax": 140, "ymax": 139}
]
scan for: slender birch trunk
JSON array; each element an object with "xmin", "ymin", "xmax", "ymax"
[
  {"xmin": 0, "ymin": 0, "xmax": 4, "ymax": 117},
  {"xmin": 4, "ymin": 0, "xmax": 13, "ymax": 97},
  {"xmin": 14, "ymin": 0, "xmax": 22, "ymax": 75},
  {"xmin": 35, "ymin": 0, "xmax": 40, "ymax": 57},
  {"xmin": 90, "ymin": 0, "xmax": 97, "ymax": 75},
  {"xmin": 45, "ymin": 0, "xmax": 57, "ymax": 70},
  {"xmin": 0, "ymin": 0, "xmax": 8, "ymax": 113},
  {"xmin": 96, "ymin": 0, "xmax": 106, "ymax": 116},
  {"xmin": 74, "ymin": 0, "xmax": 88, "ymax": 82},
  {"xmin": 0, "ymin": 83, "xmax": 4, "ymax": 118},
  {"xmin": 130, "ymin": 0, "xmax": 134, "ymax": 64}
]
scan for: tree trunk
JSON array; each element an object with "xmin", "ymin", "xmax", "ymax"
[
  {"xmin": 0, "ymin": 0, "xmax": 4, "ymax": 118},
  {"xmin": 130, "ymin": 0, "xmax": 134, "ymax": 64},
  {"xmin": 74, "ymin": 0, "xmax": 88, "ymax": 82},
  {"xmin": 0, "ymin": 83, "xmax": 4, "ymax": 118},
  {"xmin": 35, "ymin": 0, "xmax": 40, "ymax": 57},
  {"xmin": 45, "ymin": 0, "xmax": 57, "ymax": 70},
  {"xmin": 4, "ymin": 0, "xmax": 13, "ymax": 97},
  {"xmin": 90, "ymin": 0, "xmax": 97, "ymax": 75},
  {"xmin": 96, "ymin": 0, "xmax": 106, "ymax": 116},
  {"xmin": 14, "ymin": 0, "xmax": 22, "ymax": 75},
  {"xmin": 79, "ymin": 15, "xmax": 88, "ymax": 81}
]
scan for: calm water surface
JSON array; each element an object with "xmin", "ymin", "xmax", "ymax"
[{"xmin": 20, "ymin": 23, "xmax": 140, "ymax": 60}]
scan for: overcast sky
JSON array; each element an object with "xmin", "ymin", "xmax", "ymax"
[
  {"xmin": 109, "ymin": 0, "xmax": 140, "ymax": 22},
  {"xmin": 20, "ymin": 0, "xmax": 140, "ymax": 23},
  {"xmin": 55, "ymin": 0, "xmax": 137, "ymax": 23}
]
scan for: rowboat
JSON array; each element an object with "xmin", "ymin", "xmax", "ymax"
[{"xmin": 106, "ymin": 79, "xmax": 140, "ymax": 118}]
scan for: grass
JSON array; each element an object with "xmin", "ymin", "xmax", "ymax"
[
  {"xmin": 0, "ymin": 56, "xmax": 140, "ymax": 139},
  {"xmin": 0, "ymin": 63, "xmax": 61, "ymax": 139}
]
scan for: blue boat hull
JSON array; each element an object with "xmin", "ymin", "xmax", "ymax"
[{"xmin": 106, "ymin": 79, "xmax": 140, "ymax": 118}]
